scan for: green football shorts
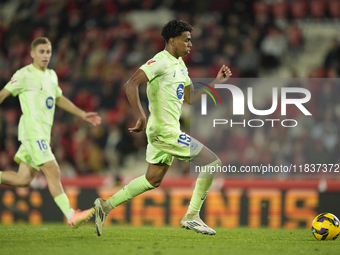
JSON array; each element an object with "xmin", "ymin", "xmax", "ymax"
[
  {"xmin": 146, "ymin": 131, "xmax": 203, "ymax": 166},
  {"xmin": 14, "ymin": 139, "xmax": 56, "ymax": 170}
]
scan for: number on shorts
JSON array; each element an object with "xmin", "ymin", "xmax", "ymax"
[
  {"xmin": 36, "ymin": 140, "xmax": 48, "ymax": 150},
  {"xmin": 178, "ymin": 134, "xmax": 191, "ymax": 146}
]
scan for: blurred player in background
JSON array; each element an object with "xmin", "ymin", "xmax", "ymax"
[
  {"xmin": 94, "ymin": 20, "xmax": 231, "ymax": 236},
  {"xmin": 0, "ymin": 37, "xmax": 101, "ymax": 228}
]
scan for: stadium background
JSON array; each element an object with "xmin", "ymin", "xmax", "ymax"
[{"xmin": 0, "ymin": 0, "xmax": 340, "ymax": 228}]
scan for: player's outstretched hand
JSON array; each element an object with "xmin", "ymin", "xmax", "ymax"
[
  {"xmin": 129, "ymin": 117, "xmax": 146, "ymax": 133},
  {"xmin": 83, "ymin": 112, "xmax": 102, "ymax": 126},
  {"xmin": 216, "ymin": 65, "xmax": 232, "ymax": 83}
]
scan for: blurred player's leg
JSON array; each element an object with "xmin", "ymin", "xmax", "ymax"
[
  {"xmin": 181, "ymin": 146, "xmax": 220, "ymax": 235},
  {"xmin": 40, "ymin": 160, "xmax": 65, "ymax": 198},
  {"xmin": 94, "ymin": 163, "xmax": 169, "ymax": 236},
  {"xmin": 68, "ymin": 208, "xmax": 95, "ymax": 228},
  {"xmin": 40, "ymin": 160, "xmax": 94, "ymax": 228},
  {"xmin": 0, "ymin": 161, "xmax": 37, "ymax": 187}
]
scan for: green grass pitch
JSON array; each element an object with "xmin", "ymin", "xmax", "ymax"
[{"xmin": 0, "ymin": 223, "xmax": 340, "ymax": 255}]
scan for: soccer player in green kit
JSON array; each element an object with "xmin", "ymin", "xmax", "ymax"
[
  {"xmin": 94, "ymin": 20, "xmax": 231, "ymax": 235},
  {"xmin": 0, "ymin": 37, "xmax": 101, "ymax": 228}
]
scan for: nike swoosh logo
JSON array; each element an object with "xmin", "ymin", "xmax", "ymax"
[{"xmin": 201, "ymin": 193, "xmax": 208, "ymax": 200}]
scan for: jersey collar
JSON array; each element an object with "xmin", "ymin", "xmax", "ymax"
[
  {"xmin": 163, "ymin": 50, "xmax": 181, "ymax": 63},
  {"xmin": 30, "ymin": 63, "xmax": 48, "ymax": 74}
]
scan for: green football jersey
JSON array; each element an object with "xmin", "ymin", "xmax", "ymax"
[
  {"xmin": 140, "ymin": 50, "xmax": 191, "ymax": 137},
  {"xmin": 5, "ymin": 64, "xmax": 62, "ymax": 142}
]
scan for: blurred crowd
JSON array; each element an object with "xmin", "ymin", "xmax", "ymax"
[{"xmin": 0, "ymin": 0, "xmax": 339, "ymax": 179}]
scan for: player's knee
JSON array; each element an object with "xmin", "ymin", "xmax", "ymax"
[
  {"xmin": 43, "ymin": 164, "xmax": 61, "ymax": 180},
  {"xmin": 210, "ymin": 153, "xmax": 220, "ymax": 164},
  {"xmin": 206, "ymin": 157, "xmax": 221, "ymax": 166},
  {"xmin": 17, "ymin": 177, "xmax": 32, "ymax": 187},
  {"xmin": 18, "ymin": 182, "xmax": 30, "ymax": 187},
  {"xmin": 198, "ymin": 158, "xmax": 221, "ymax": 178},
  {"xmin": 146, "ymin": 176, "xmax": 162, "ymax": 188},
  {"xmin": 215, "ymin": 158, "xmax": 221, "ymax": 166},
  {"xmin": 150, "ymin": 180, "xmax": 162, "ymax": 188}
]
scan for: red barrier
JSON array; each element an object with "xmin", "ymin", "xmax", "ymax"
[
  {"xmin": 1, "ymin": 175, "xmax": 340, "ymax": 191},
  {"xmin": 64, "ymin": 176, "xmax": 340, "ymax": 192}
]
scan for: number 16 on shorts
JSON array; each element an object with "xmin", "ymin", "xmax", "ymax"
[
  {"xmin": 178, "ymin": 134, "xmax": 191, "ymax": 146},
  {"xmin": 36, "ymin": 139, "xmax": 48, "ymax": 150}
]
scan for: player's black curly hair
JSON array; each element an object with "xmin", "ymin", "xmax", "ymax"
[{"xmin": 161, "ymin": 19, "xmax": 193, "ymax": 43}]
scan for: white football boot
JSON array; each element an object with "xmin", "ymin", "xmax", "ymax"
[
  {"xmin": 180, "ymin": 212, "xmax": 216, "ymax": 235},
  {"xmin": 94, "ymin": 198, "xmax": 109, "ymax": 236}
]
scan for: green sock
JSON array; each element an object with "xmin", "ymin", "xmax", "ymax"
[
  {"xmin": 0, "ymin": 171, "xmax": 2, "ymax": 184},
  {"xmin": 54, "ymin": 193, "xmax": 74, "ymax": 219},
  {"xmin": 189, "ymin": 159, "xmax": 221, "ymax": 212},
  {"xmin": 109, "ymin": 175, "xmax": 155, "ymax": 208}
]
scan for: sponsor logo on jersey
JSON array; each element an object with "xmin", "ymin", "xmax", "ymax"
[
  {"xmin": 46, "ymin": 97, "xmax": 54, "ymax": 109},
  {"xmin": 177, "ymin": 84, "xmax": 184, "ymax": 100},
  {"xmin": 181, "ymin": 68, "xmax": 186, "ymax": 76},
  {"xmin": 147, "ymin": 59, "xmax": 156, "ymax": 65},
  {"xmin": 10, "ymin": 79, "xmax": 17, "ymax": 85}
]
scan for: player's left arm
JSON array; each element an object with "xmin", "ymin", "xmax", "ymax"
[
  {"xmin": 184, "ymin": 65, "xmax": 232, "ymax": 105},
  {"xmin": 55, "ymin": 95, "xmax": 101, "ymax": 126},
  {"xmin": 0, "ymin": 88, "xmax": 12, "ymax": 105},
  {"xmin": 125, "ymin": 69, "xmax": 149, "ymax": 133}
]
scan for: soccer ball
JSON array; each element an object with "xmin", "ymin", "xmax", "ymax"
[{"xmin": 311, "ymin": 213, "xmax": 340, "ymax": 240}]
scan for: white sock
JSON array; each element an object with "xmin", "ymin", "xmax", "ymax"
[
  {"xmin": 65, "ymin": 210, "xmax": 74, "ymax": 221},
  {"xmin": 103, "ymin": 199, "xmax": 114, "ymax": 214},
  {"xmin": 186, "ymin": 208, "xmax": 199, "ymax": 216}
]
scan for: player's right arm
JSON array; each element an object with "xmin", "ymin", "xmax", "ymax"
[
  {"xmin": 2, "ymin": 70, "xmax": 26, "ymax": 103},
  {"xmin": 0, "ymin": 89, "xmax": 12, "ymax": 104},
  {"xmin": 184, "ymin": 65, "xmax": 232, "ymax": 105},
  {"xmin": 124, "ymin": 69, "xmax": 149, "ymax": 133}
]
